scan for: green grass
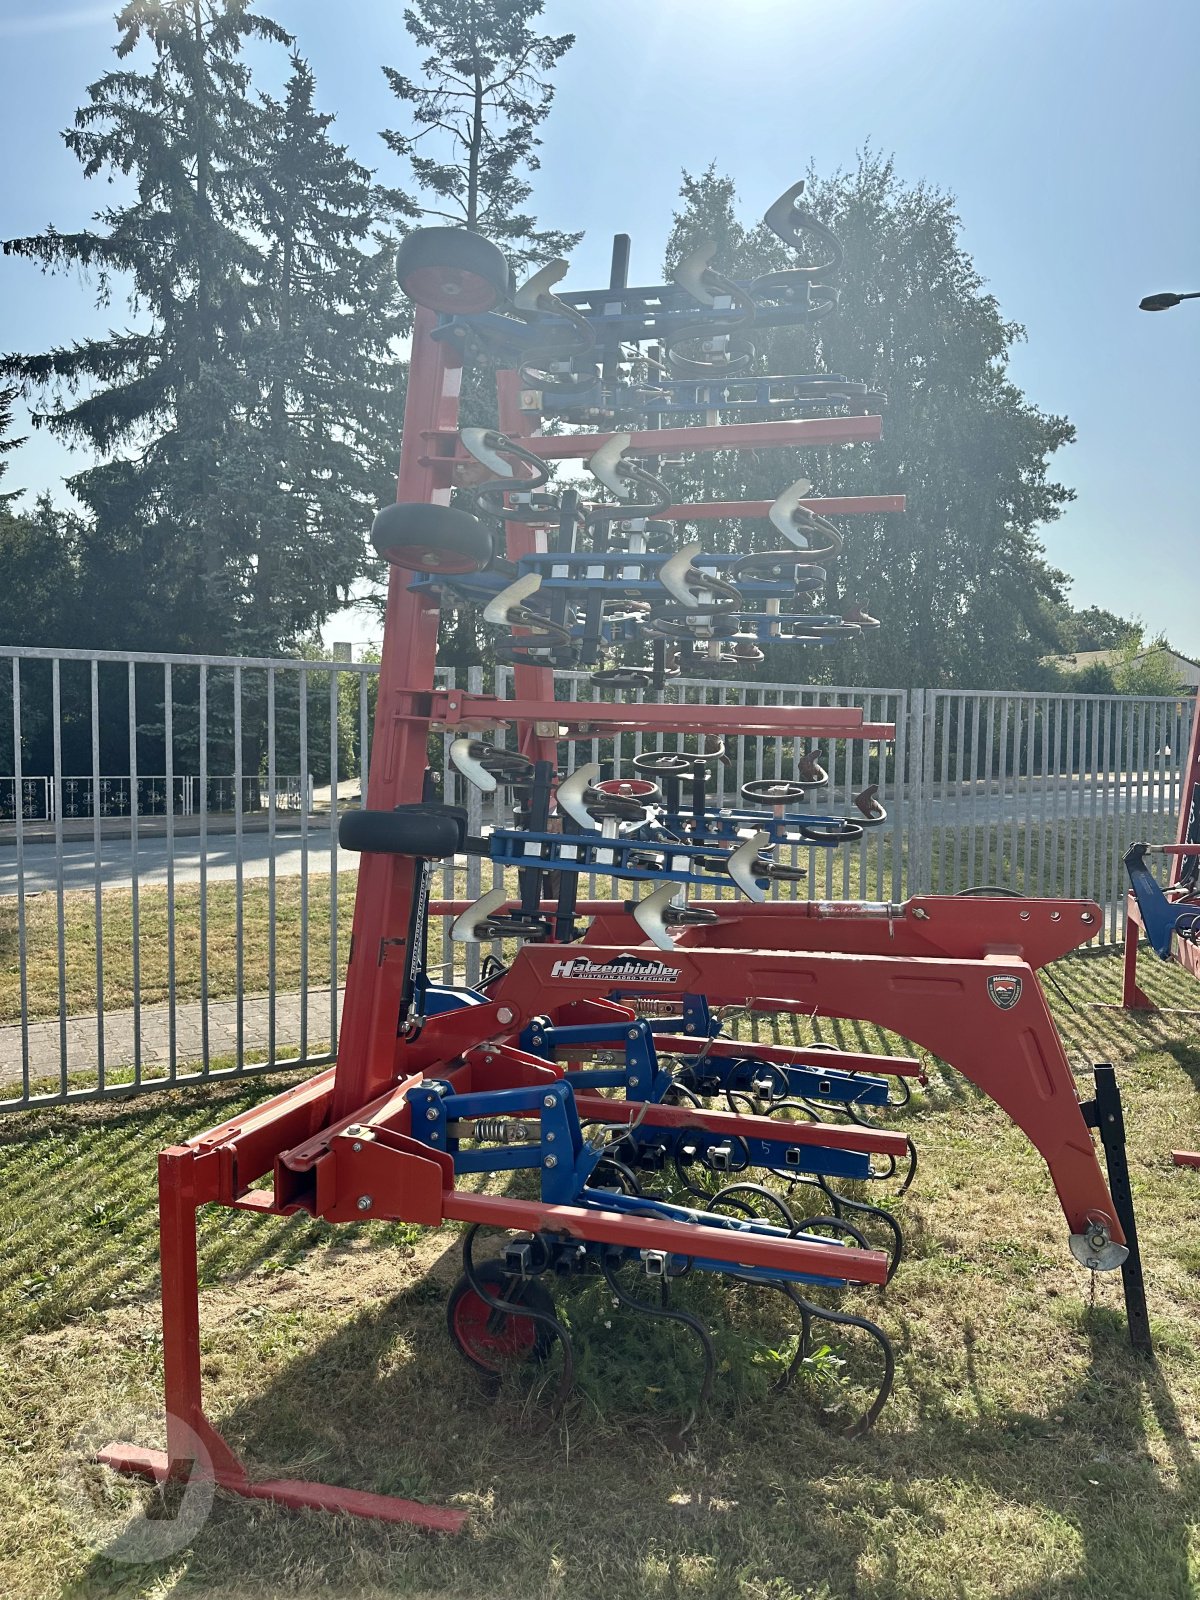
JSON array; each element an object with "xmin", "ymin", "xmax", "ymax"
[
  {"xmin": 4, "ymin": 946, "xmax": 1200, "ymax": 1597},
  {"xmin": 0, "ymin": 875, "xmax": 359, "ymax": 1024},
  {"xmin": 0, "ymin": 811, "xmax": 1165, "ymax": 1028}
]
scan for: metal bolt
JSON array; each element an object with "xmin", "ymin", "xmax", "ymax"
[
  {"xmin": 628, "ymin": 1077, "xmax": 639, "ymax": 1087},
  {"xmin": 352, "ymin": 1141, "xmax": 363, "ymax": 1153},
  {"xmin": 546, "ymin": 1131, "xmax": 555, "ymax": 1141},
  {"xmin": 497, "ymin": 1006, "xmax": 515, "ymax": 1024},
  {"xmin": 628, "ymin": 1029, "xmax": 639, "ymax": 1039},
  {"xmin": 544, "ymin": 1094, "xmax": 557, "ymax": 1108},
  {"xmin": 426, "ymin": 1107, "xmax": 439, "ymax": 1122},
  {"xmin": 544, "ymin": 1155, "xmax": 558, "ymax": 1169},
  {"xmin": 357, "ymin": 1195, "xmax": 372, "ymax": 1212}
]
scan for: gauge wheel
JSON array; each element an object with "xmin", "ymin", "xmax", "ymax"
[{"xmin": 447, "ymin": 1262, "xmax": 557, "ymax": 1375}]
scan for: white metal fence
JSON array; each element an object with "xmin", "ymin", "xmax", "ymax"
[{"xmin": 0, "ymin": 645, "xmax": 1192, "ymax": 1111}]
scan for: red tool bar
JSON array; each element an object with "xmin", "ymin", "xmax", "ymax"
[
  {"xmin": 421, "ymin": 414, "xmax": 883, "ymax": 465},
  {"xmin": 661, "ymin": 495, "xmax": 905, "ymax": 520},
  {"xmin": 649, "ymin": 1036, "xmax": 924, "ymax": 1078},
  {"xmin": 443, "ymin": 1190, "xmax": 890, "ymax": 1285},
  {"xmin": 429, "ymin": 691, "xmax": 895, "ymax": 741},
  {"xmin": 570, "ymin": 1092, "xmax": 909, "ymax": 1157},
  {"xmin": 98, "ymin": 1446, "xmax": 468, "ymax": 1533}
]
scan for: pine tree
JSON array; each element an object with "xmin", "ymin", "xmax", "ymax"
[
  {"xmin": 2, "ymin": 2, "xmax": 410, "ymax": 657},
  {"xmin": 2, "ymin": 0, "xmax": 289, "ymax": 651},
  {"xmin": 0, "ymin": 385, "xmax": 25, "ymax": 502},
  {"xmin": 380, "ymin": 0, "xmax": 580, "ymax": 266},
  {"xmin": 230, "ymin": 53, "xmax": 411, "ymax": 653}
]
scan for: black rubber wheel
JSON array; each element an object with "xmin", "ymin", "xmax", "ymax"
[
  {"xmin": 741, "ymin": 778, "xmax": 807, "ymax": 805},
  {"xmin": 446, "ymin": 1263, "xmax": 557, "ymax": 1375},
  {"xmin": 396, "ymin": 227, "xmax": 510, "ymax": 314},
  {"xmin": 338, "ymin": 805, "xmax": 463, "ymax": 859},
  {"xmin": 371, "ymin": 502, "xmax": 493, "ymax": 575},
  {"xmin": 633, "ymin": 749, "xmax": 722, "ymax": 775}
]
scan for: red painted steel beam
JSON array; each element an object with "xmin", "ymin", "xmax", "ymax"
[
  {"xmin": 569, "ymin": 1092, "xmax": 909, "ymax": 1157},
  {"xmin": 97, "ymin": 1445, "xmax": 467, "ymax": 1533},
  {"xmin": 442, "ymin": 1190, "xmax": 890, "ymax": 1285},
  {"xmin": 579, "ymin": 896, "xmax": 1100, "ymax": 968},
  {"xmin": 660, "ymin": 495, "xmax": 905, "ymax": 520},
  {"xmin": 428, "ymin": 691, "xmax": 894, "ymax": 742},
  {"xmin": 496, "ymin": 369, "xmax": 560, "ymax": 766},
  {"xmin": 102, "ymin": 1143, "xmax": 470, "ymax": 1532},
  {"xmin": 649, "ymin": 1036, "xmax": 925, "ymax": 1078},
  {"xmin": 421, "ymin": 414, "xmax": 883, "ymax": 466},
  {"xmin": 1174, "ymin": 696, "xmax": 1200, "ymax": 871},
  {"xmin": 331, "ymin": 310, "xmax": 468, "ymax": 1120},
  {"xmin": 428, "ymin": 894, "xmax": 1101, "ymax": 970}
]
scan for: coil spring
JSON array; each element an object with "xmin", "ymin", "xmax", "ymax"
[{"xmin": 473, "ymin": 1117, "xmax": 539, "ymax": 1145}]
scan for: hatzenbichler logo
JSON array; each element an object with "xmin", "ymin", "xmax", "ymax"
[{"xmin": 549, "ymin": 954, "xmax": 682, "ymax": 983}]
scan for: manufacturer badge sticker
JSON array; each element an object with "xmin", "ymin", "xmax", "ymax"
[
  {"xmin": 549, "ymin": 954, "xmax": 682, "ymax": 984},
  {"xmin": 987, "ymin": 974, "xmax": 1023, "ymax": 1010}
]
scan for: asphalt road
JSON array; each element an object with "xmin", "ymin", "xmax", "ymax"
[{"xmin": 0, "ymin": 827, "xmax": 360, "ymax": 897}]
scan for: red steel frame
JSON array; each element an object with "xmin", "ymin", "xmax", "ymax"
[{"xmin": 107, "ymin": 301, "xmax": 1130, "ymax": 1531}]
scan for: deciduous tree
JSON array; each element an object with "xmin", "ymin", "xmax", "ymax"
[{"xmin": 663, "ymin": 156, "xmax": 1076, "ymax": 690}]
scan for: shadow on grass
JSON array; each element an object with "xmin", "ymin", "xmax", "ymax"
[
  {"xmin": 63, "ymin": 1252, "xmax": 1198, "ymax": 1600},
  {"xmin": 0, "ymin": 1073, "xmax": 349, "ymax": 1338}
]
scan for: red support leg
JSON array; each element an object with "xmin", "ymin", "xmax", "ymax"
[
  {"xmin": 99, "ymin": 1147, "xmax": 468, "ymax": 1532},
  {"xmin": 1121, "ymin": 900, "xmax": 1157, "ymax": 1011}
]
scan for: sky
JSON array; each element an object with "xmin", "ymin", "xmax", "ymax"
[{"xmin": 1, "ymin": 0, "xmax": 1198, "ymax": 660}]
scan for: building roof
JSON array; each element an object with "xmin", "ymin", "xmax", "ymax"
[{"xmin": 1043, "ymin": 644, "xmax": 1200, "ymax": 687}]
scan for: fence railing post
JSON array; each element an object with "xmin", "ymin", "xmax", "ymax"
[
  {"xmin": 906, "ymin": 688, "xmax": 928, "ymax": 895},
  {"xmin": 5, "ymin": 642, "xmax": 1186, "ymax": 1113}
]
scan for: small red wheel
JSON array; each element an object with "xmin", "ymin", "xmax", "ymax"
[
  {"xmin": 446, "ymin": 1263, "xmax": 557, "ymax": 1376},
  {"xmin": 593, "ymin": 777, "xmax": 662, "ymax": 804}
]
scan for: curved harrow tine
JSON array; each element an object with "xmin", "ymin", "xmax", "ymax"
[
  {"xmin": 600, "ymin": 1251, "xmax": 716, "ymax": 1428},
  {"xmin": 461, "ymin": 1225, "xmax": 575, "ymax": 1411}
]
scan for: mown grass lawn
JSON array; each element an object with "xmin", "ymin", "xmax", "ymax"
[
  {"xmin": 0, "ymin": 874, "xmax": 362, "ymax": 1025},
  {"xmin": 2, "ymin": 948, "xmax": 1200, "ymax": 1599}
]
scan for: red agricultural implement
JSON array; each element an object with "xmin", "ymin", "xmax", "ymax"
[{"xmin": 104, "ymin": 188, "xmax": 1150, "ymax": 1532}]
